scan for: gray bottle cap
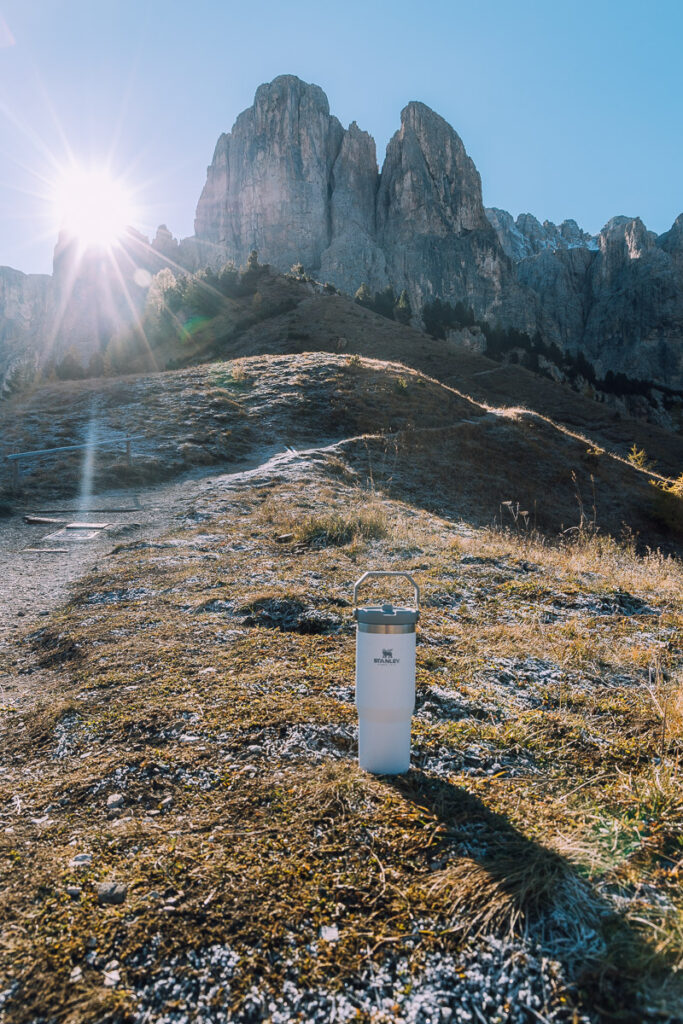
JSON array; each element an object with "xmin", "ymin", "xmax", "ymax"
[{"xmin": 354, "ymin": 603, "xmax": 419, "ymax": 625}]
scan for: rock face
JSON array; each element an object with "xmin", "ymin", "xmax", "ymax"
[
  {"xmin": 486, "ymin": 208, "xmax": 598, "ymax": 262},
  {"xmin": 50, "ymin": 230, "xmax": 151, "ymax": 362},
  {"xmin": 194, "ymin": 76, "xmax": 344, "ymax": 273},
  {"xmin": 518, "ymin": 215, "xmax": 683, "ymax": 390},
  {"xmin": 0, "ymin": 229, "xmax": 162, "ymax": 392},
  {"xmin": 0, "ymin": 267, "xmax": 51, "ymax": 396},
  {"xmin": 319, "ymin": 122, "xmax": 389, "ymax": 293},
  {"xmin": 192, "ymin": 77, "xmax": 516, "ymax": 321},
  {"xmin": 375, "ymin": 103, "xmax": 512, "ymax": 318}
]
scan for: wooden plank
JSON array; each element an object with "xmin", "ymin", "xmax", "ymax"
[
  {"xmin": 43, "ymin": 528, "xmax": 102, "ymax": 542},
  {"xmin": 23, "ymin": 515, "xmax": 66, "ymax": 525},
  {"xmin": 22, "ymin": 548, "xmax": 70, "ymax": 554},
  {"xmin": 32, "ymin": 507, "xmax": 146, "ymax": 513},
  {"xmin": 64, "ymin": 522, "xmax": 109, "ymax": 530}
]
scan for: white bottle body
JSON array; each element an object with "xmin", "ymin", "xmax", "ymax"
[{"xmin": 355, "ymin": 628, "xmax": 416, "ymax": 774}]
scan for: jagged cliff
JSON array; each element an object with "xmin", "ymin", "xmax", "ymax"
[
  {"xmin": 190, "ymin": 76, "xmax": 519, "ymax": 323},
  {"xmin": 0, "ymin": 74, "xmax": 681, "ymax": 422}
]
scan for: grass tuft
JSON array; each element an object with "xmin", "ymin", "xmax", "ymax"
[{"xmin": 295, "ymin": 506, "xmax": 387, "ymax": 548}]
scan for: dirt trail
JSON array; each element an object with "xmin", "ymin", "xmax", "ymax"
[{"xmin": 0, "ymin": 437, "xmax": 362, "ymax": 709}]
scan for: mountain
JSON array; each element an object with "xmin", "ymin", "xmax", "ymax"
[
  {"xmin": 0, "ymin": 74, "xmax": 681, "ymax": 428},
  {"xmin": 190, "ymin": 76, "xmax": 519, "ymax": 324}
]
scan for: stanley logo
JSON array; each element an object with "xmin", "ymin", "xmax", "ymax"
[{"xmin": 374, "ymin": 647, "xmax": 400, "ymax": 665}]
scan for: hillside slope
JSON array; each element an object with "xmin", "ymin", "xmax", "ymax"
[
  {"xmin": 0, "ymin": 351, "xmax": 679, "ymax": 552},
  {"xmin": 59, "ymin": 263, "xmax": 683, "ymax": 476}
]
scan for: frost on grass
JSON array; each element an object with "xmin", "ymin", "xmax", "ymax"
[
  {"xmin": 218, "ymin": 722, "xmax": 356, "ymax": 765},
  {"xmin": 85, "ymin": 587, "xmax": 154, "ymax": 606},
  {"xmin": 126, "ymin": 935, "xmax": 591, "ymax": 1024},
  {"xmin": 53, "ymin": 711, "xmax": 81, "ymax": 759}
]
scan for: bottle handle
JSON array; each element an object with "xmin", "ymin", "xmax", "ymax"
[{"xmin": 353, "ymin": 571, "xmax": 420, "ymax": 610}]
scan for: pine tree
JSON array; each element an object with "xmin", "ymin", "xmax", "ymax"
[{"xmin": 394, "ymin": 290, "xmax": 412, "ymax": 325}]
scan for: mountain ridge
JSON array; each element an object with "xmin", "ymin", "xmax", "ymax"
[{"xmin": 0, "ymin": 74, "xmax": 681, "ymax": 428}]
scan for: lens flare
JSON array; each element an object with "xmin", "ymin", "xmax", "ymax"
[{"xmin": 52, "ymin": 166, "xmax": 134, "ymax": 251}]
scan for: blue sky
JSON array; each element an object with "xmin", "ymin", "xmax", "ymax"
[{"xmin": 0, "ymin": 0, "xmax": 681, "ymax": 274}]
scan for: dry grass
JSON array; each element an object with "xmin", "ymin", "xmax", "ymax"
[
  {"xmin": 294, "ymin": 506, "xmax": 388, "ymax": 548},
  {"xmin": 0, "ymin": 342, "xmax": 682, "ymax": 1021},
  {"xmin": 1, "ymin": 459, "xmax": 682, "ymax": 1022}
]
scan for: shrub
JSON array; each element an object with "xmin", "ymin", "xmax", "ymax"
[
  {"xmin": 354, "ymin": 283, "xmax": 374, "ymax": 309},
  {"xmin": 354, "ymin": 283, "xmax": 397, "ymax": 321},
  {"xmin": 372, "ymin": 286, "xmax": 396, "ymax": 320},
  {"xmin": 87, "ymin": 351, "xmax": 106, "ymax": 378},
  {"xmin": 422, "ymin": 298, "xmax": 475, "ymax": 338},
  {"xmin": 55, "ymin": 349, "xmax": 85, "ymax": 380}
]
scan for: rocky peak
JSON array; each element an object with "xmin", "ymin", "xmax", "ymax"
[
  {"xmin": 486, "ymin": 208, "xmax": 597, "ymax": 261},
  {"xmin": 378, "ymin": 102, "xmax": 489, "ymax": 239},
  {"xmin": 194, "ymin": 75, "xmax": 345, "ymax": 270},
  {"xmin": 329, "ymin": 121, "xmax": 378, "ymax": 239},
  {"xmin": 250, "ymin": 74, "xmax": 333, "ymax": 124},
  {"xmin": 598, "ymin": 216, "xmax": 657, "ymax": 262},
  {"xmin": 657, "ymin": 212, "xmax": 683, "ymax": 255},
  {"xmin": 152, "ymin": 224, "xmax": 180, "ymax": 262}
]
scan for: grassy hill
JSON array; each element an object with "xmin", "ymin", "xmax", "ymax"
[
  {"xmin": 47, "ymin": 262, "xmax": 683, "ymax": 476},
  {"xmin": 1, "ymin": 455, "xmax": 681, "ymax": 1022},
  {"xmin": 0, "ymin": 266, "xmax": 682, "ymax": 1023},
  {"xmin": 0, "ymin": 351, "xmax": 681, "ymax": 551}
]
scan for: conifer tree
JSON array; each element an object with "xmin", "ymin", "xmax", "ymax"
[{"xmin": 394, "ymin": 289, "xmax": 412, "ymax": 325}]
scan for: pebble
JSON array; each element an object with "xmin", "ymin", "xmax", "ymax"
[
  {"xmin": 96, "ymin": 881, "xmax": 128, "ymax": 905},
  {"xmin": 107, "ymin": 793, "xmax": 125, "ymax": 809},
  {"xmin": 70, "ymin": 853, "xmax": 92, "ymax": 868},
  {"xmin": 65, "ymin": 886, "xmax": 82, "ymax": 899},
  {"xmin": 69, "ymin": 966, "xmax": 82, "ymax": 983}
]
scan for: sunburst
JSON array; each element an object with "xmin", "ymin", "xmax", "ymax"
[{"xmin": 51, "ymin": 164, "xmax": 137, "ymax": 253}]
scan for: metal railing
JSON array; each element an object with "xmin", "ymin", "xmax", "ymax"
[{"xmin": 4, "ymin": 435, "xmax": 145, "ymax": 492}]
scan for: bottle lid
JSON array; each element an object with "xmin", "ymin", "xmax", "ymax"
[{"xmin": 354, "ymin": 602, "xmax": 419, "ymax": 625}]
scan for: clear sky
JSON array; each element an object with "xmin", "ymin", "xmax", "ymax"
[{"xmin": 1, "ymin": 0, "xmax": 681, "ymax": 274}]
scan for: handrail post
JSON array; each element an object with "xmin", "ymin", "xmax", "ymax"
[{"xmin": 12, "ymin": 457, "xmax": 19, "ymax": 494}]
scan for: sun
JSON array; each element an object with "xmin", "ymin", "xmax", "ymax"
[{"xmin": 52, "ymin": 166, "xmax": 135, "ymax": 251}]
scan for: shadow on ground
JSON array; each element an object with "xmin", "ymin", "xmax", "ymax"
[{"xmin": 384, "ymin": 770, "xmax": 681, "ymax": 1024}]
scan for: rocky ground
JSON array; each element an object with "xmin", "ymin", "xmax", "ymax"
[{"xmin": 0, "ymin": 430, "xmax": 681, "ymax": 1023}]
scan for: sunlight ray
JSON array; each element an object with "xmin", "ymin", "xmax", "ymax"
[{"xmin": 105, "ymin": 247, "xmax": 159, "ymax": 372}]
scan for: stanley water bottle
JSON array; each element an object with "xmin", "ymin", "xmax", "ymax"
[{"xmin": 353, "ymin": 571, "xmax": 420, "ymax": 774}]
